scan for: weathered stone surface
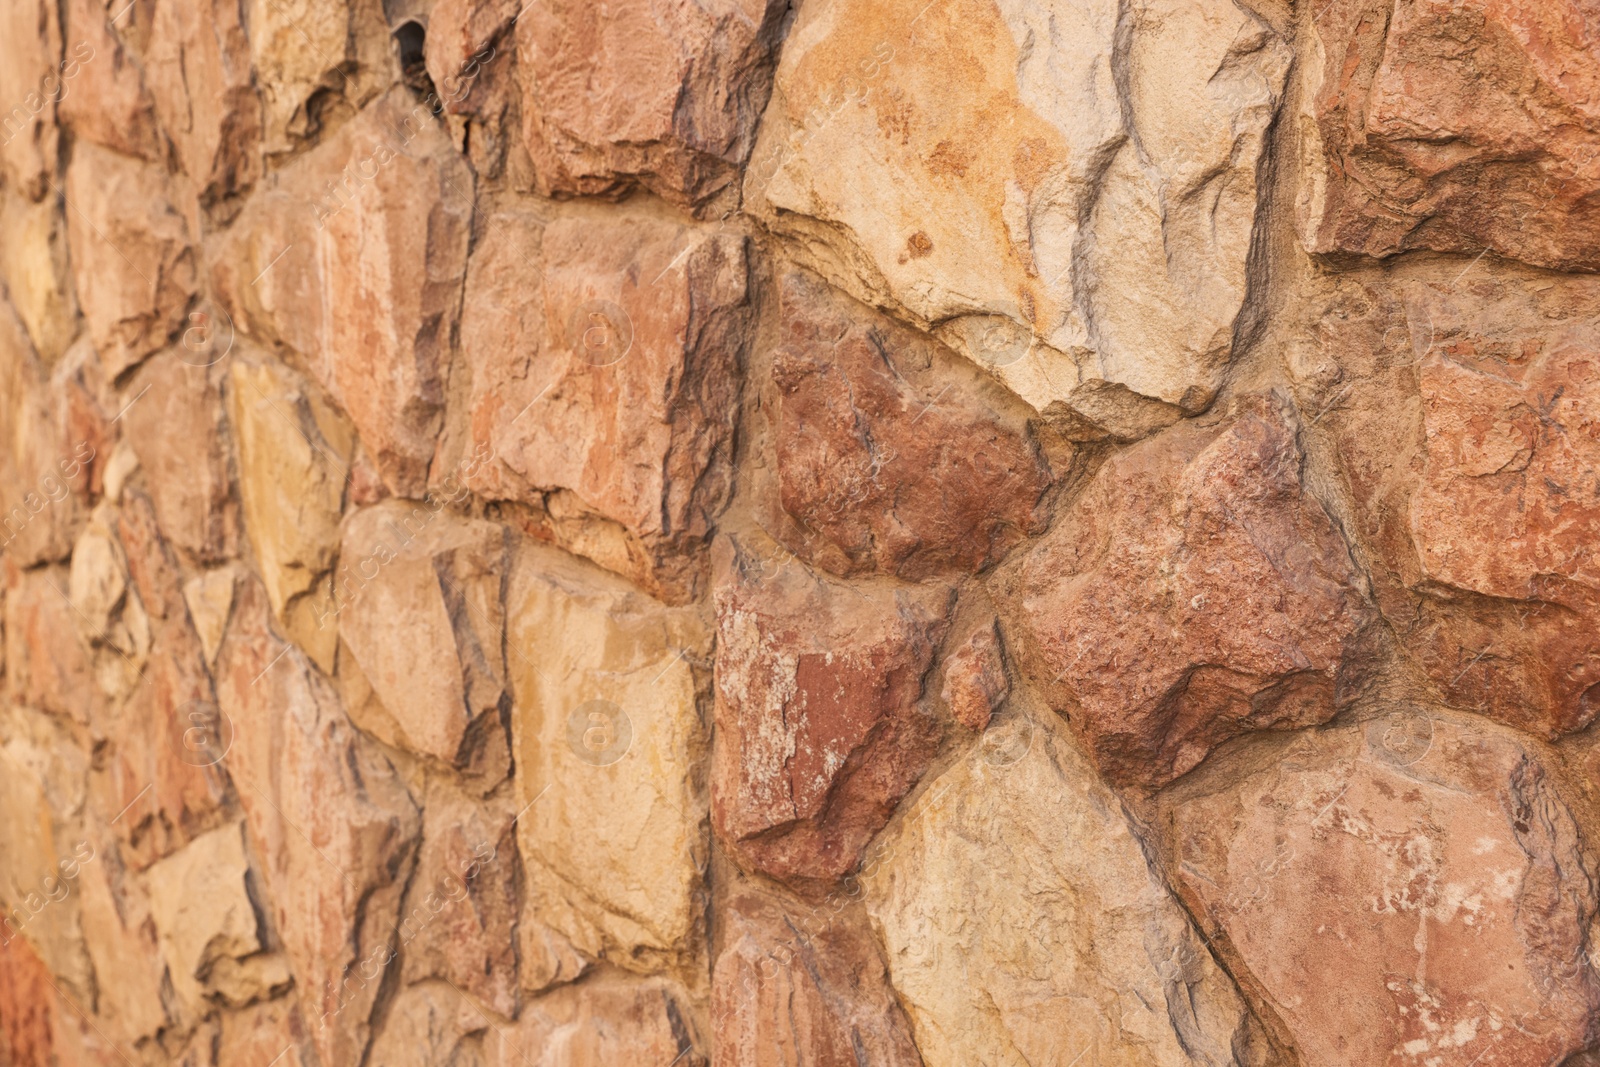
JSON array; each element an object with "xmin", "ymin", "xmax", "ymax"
[
  {"xmin": 214, "ymin": 87, "xmax": 472, "ymax": 495},
  {"xmin": 338, "ymin": 502, "xmax": 510, "ymax": 776},
  {"xmin": 770, "ymin": 272, "xmax": 1050, "ymax": 579},
  {"xmin": 1170, "ymin": 709, "xmax": 1600, "ymax": 1067},
  {"xmin": 5, "ymin": 561, "xmax": 101, "ymax": 725},
  {"xmin": 0, "ymin": 931, "xmax": 122, "ymax": 1067},
  {"xmin": 462, "ymin": 213, "xmax": 748, "ymax": 601},
  {"xmin": 122, "ymin": 352, "xmax": 236, "ymax": 562},
  {"xmin": 1293, "ymin": 271, "xmax": 1600, "ymax": 738},
  {"xmin": 865, "ymin": 706, "xmax": 1268, "ymax": 1067},
  {"xmin": 216, "ymin": 997, "xmax": 317, "ymax": 1067},
  {"xmin": 712, "ymin": 534, "xmax": 952, "ymax": 889},
  {"xmin": 746, "ymin": 0, "xmax": 1289, "ymax": 414},
  {"xmin": 366, "ymin": 981, "xmax": 488, "ymax": 1067},
  {"xmin": 214, "ymin": 574, "xmax": 421, "ymax": 1067},
  {"xmin": 183, "ymin": 566, "xmax": 237, "ymax": 666},
  {"xmin": 142, "ymin": 0, "xmax": 260, "ymax": 202},
  {"xmin": 1300, "ymin": 0, "xmax": 1600, "ymax": 273},
  {"xmin": 506, "ymin": 542, "xmax": 709, "ymax": 980},
  {"xmin": 227, "ymin": 357, "xmax": 349, "ymax": 673},
  {"xmin": 398, "ymin": 776, "xmax": 520, "ymax": 1018},
  {"xmin": 57, "ymin": 0, "xmax": 162, "ymax": 162},
  {"xmin": 484, "ymin": 978, "xmax": 705, "ymax": 1066},
  {"xmin": 245, "ymin": 0, "xmax": 389, "ymax": 154},
  {"xmin": 1012, "ymin": 405, "xmax": 1374, "ymax": 790},
  {"xmin": 0, "ymin": 191, "xmax": 78, "ymax": 363},
  {"xmin": 712, "ymin": 889, "xmax": 923, "ymax": 1067},
  {"xmin": 0, "ymin": 0, "xmax": 63, "ymax": 199},
  {"xmin": 514, "ymin": 0, "xmax": 786, "ymax": 211},
  {"xmin": 142, "ymin": 821, "xmax": 272, "ymax": 1017},
  {"xmin": 939, "ymin": 619, "xmax": 1008, "ymax": 733},
  {"xmin": 65, "ymin": 143, "xmax": 196, "ymax": 379}
]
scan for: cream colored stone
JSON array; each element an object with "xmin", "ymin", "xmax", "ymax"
[
  {"xmin": 247, "ymin": 0, "xmax": 388, "ymax": 154},
  {"xmin": 366, "ymin": 982, "xmax": 488, "ymax": 1067},
  {"xmin": 142, "ymin": 821, "xmax": 264, "ymax": 1017},
  {"xmin": 0, "ymin": 0, "xmax": 62, "ymax": 198},
  {"xmin": 0, "ymin": 191, "xmax": 76, "ymax": 364},
  {"xmin": 227, "ymin": 357, "xmax": 349, "ymax": 672},
  {"xmin": 864, "ymin": 707, "xmax": 1271, "ymax": 1067},
  {"xmin": 183, "ymin": 566, "xmax": 237, "ymax": 666},
  {"xmin": 67, "ymin": 503, "xmax": 152, "ymax": 700},
  {"xmin": 507, "ymin": 543, "xmax": 709, "ymax": 980},
  {"xmin": 747, "ymin": 0, "xmax": 1289, "ymax": 415},
  {"xmin": 75, "ymin": 845, "xmax": 169, "ymax": 1045}
]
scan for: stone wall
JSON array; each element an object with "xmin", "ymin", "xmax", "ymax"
[{"xmin": 2, "ymin": 0, "xmax": 1600, "ymax": 1064}]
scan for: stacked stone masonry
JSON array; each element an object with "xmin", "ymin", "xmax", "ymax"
[{"xmin": 2, "ymin": 0, "xmax": 1600, "ymax": 1065}]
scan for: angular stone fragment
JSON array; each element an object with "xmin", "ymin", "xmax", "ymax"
[
  {"xmin": 1170, "ymin": 709, "xmax": 1600, "ymax": 1067},
  {"xmin": 462, "ymin": 214, "xmax": 748, "ymax": 601},
  {"xmin": 0, "ymin": 0, "xmax": 63, "ymax": 198},
  {"xmin": 68, "ymin": 503, "xmax": 152, "ymax": 702},
  {"xmin": 398, "ymin": 776, "xmax": 520, "ymax": 1018},
  {"xmin": 712, "ymin": 534, "xmax": 952, "ymax": 889},
  {"xmin": 0, "ymin": 932, "xmax": 121, "ymax": 1067},
  {"xmin": 142, "ymin": 821, "xmax": 266, "ymax": 1017},
  {"xmin": 1012, "ymin": 405, "xmax": 1373, "ymax": 790},
  {"xmin": 712, "ymin": 890, "xmax": 923, "ymax": 1067},
  {"xmin": 1293, "ymin": 271, "xmax": 1600, "ymax": 738},
  {"xmin": 746, "ymin": 0, "xmax": 1289, "ymax": 414},
  {"xmin": 366, "ymin": 982, "xmax": 488, "ymax": 1067},
  {"xmin": 226, "ymin": 357, "xmax": 349, "ymax": 672},
  {"xmin": 216, "ymin": 997, "xmax": 317, "ymax": 1067},
  {"xmin": 1301, "ymin": 0, "xmax": 1600, "ymax": 273},
  {"xmin": 337, "ymin": 502, "xmax": 510, "ymax": 777},
  {"xmin": 75, "ymin": 842, "xmax": 169, "ymax": 1046},
  {"xmin": 864, "ymin": 707, "xmax": 1267, "ymax": 1067},
  {"xmin": 246, "ymin": 0, "xmax": 389, "ymax": 154},
  {"xmin": 214, "ymin": 575, "xmax": 421, "ymax": 1067},
  {"xmin": 939, "ymin": 619, "xmax": 1008, "ymax": 733},
  {"xmin": 183, "ymin": 566, "xmax": 237, "ymax": 666},
  {"xmin": 57, "ymin": 0, "xmax": 162, "ymax": 162},
  {"xmin": 142, "ymin": 0, "xmax": 261, "ymax": 202},
  {"xmin": 514, "ymin": 0, "xmax": 787, "ymax": 211},
  {"xmin": 484, "ymin": 978, "xmax": 705, "ymax": 1067},
  {"xmin": 214, "ymin": 88, "xmax": 472, "ymax": 495},
  {"xmin": 506, "ymin": 543, "xmax": 709, "ymax": 979},
  {"xmin": 5, "ymin": 562, "xmax": 101, "ymax": 725},
  {"xmin": 770, "ymin": 272, "xmax": 1050, "ymax": 579},
  {"xmin": 0, "ymin": 191, "xmax": 78, "ymax": 363},
  {"xmin": 65, "ymin": 144, "xmax": 196, "ymax": 379},
  {"xmin": 122, "ymin": 352, "xmax": 236, "ymax": 562}
]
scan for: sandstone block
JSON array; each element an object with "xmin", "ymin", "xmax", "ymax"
[
  {"xmin": 1170, "ymin": 709, "xmax": 1600, "ymax": 1067},
  {"xmin": 746, "ymin": 0, "xmax": 1289, "ymax": 415},
  {"xmin": 1301, "ymin": 0, "xmax": 1600, "ymax": 272},
  {"xmin": 57, "ymin": 0, "xmax": 162, "ymax": 162},
  {"xmin": 939, "ymin": 619, "xmax": 1008, "ymax": 733},
  {"xmin": 337, "ymin": 502, "xmax": 510, "ymax": 778},
  {"xmin": 514, "ymin": 0, "xmax": 786, "ymax": 211},
  {"xmin": 864, "ymin": 707, "xmax": 1267, "ymax": 1067},
  {"xmin": 462, "ymin": 213, "xmax": 748, "ymax": 601},
  {"xmin": 1012, "ymin": 406, "xmax": 1373, "ymax": 790},
  {"xmin": 484, "ymin": 978, "xmax": 705, "ymax": 1067},
  {"xmin": 246, "ymin": 0, "xmax": 389, "ymax": 154},
  {"xmin": 0, "ymin": 191, "xmax": 78, "ymax": 363},
  {"xmin": 712, "ymin": 534, "xmax": 952, "ymax": 889},
  {"xmin": 0, "ymin": 0, "xmax": 63, "ymax": 199},
  {"xmin": 366, "ymin": 982, "xmax": 488, "ymax": 1067},
  {"xmin": 770, "ymin": 272, "xmax": 1050, "ymax": 579},
  {"xmin": 506, "ymin": 543, "xmax": 709, "ymax": 980},
  {"xmin": 5, "ymin": 561, "xmax": 101, "ymax": 725}
]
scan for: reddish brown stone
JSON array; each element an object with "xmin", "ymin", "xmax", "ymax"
[
  {"xmin": 1012, "ymin": 405, "xmax": 1374, "ymax": 790},
  {"xmin": 514, "ymin": 0, "xmax": 787, "ymax": 211},
  {"xmin": 1297, "ymin": 272, "xmax": 1600, "ymax": 739},
  {"xmin": 485, "ymin": 978, "xmax": 705, "ymax": 1066},
  {"xmin": 771, "ymin": 273, "xmax": 1050, "ymax": 580},
  {"xmin": 712, "ymin": 534, "xmax": 952, "ymax": 889},
  {"xmin": 56, "ymin": 0, "xmax": 163, "ymax": 162},
  {"xmin": 712, "ymin": 890, "xmax": 923, "ymax": 1067},
  {"xmin": 461, "ymin": 213, "xmax": 748, "ymax": 600},
  {"xmin": 1302, "ymin": 0, "xmax": 1600, "ymax": 272},
  {"xmin": 938, "ymin": 620, "xmax": 1008, "ymax": 733},
  {"xmin": 4, "ymin": 562, "xmax": 100, "ymax": 726},
  {"xmin": 1170, "ymin": 709, "xmax": 1600, "ymax": 1067},
  {"xmin": 213, "ymin": 87, "xmax": 471, "ymax": 495}
]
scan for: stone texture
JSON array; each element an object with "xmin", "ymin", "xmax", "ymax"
[
  {"xmin": 939, "ymin": 619, "xmax": 1009, "ymax": 733},
  {"xmin": 246, "ymin": 0, "xmax": 389, "ymax": 154},
  {"xmin": 1012, "ymin": 405, "xmax": 1374, "ymax": 790},
  {"xmin": 0, "ymin": 191, "xmax": 78, "ymax": 364},
  {"xmin": 214, "ymin": 87, "xmax": 472, "ymax": 495},
  {"xmin": 56, "ymin": 0, "xmax": 162, "ymax": 162},
  {"xmin": 484, "ymin": 978, "xmax": 705, "ymax": 1067},
  {"xmin": 1294, "ymin": 271, "xmax": 1600, "ymax": 739},
  {"xmin": 514, "ymin": 0, "xmax": 787, "ymax": 211},
  {"xmin": 214, "ymin": 574, "xmax": 421, "ymax": 1067},
  {"xmin": 0, "ymin": 0, "xmax": 64, "ymax": 199},
  {"xmin": 461, "ymin": 213, "xmax": 748, "ymax": 601},
  {"xmin": 770, "ymin": 272, "xmax": 1050, "ymax": 579},
  {"xmin": 746, "ymin": 0, "xmax": 1289, "ymax": 415},
  {"xmin": 1301, "ymin": 0, "xmax": 1600, "ymax": 273},
  {"xmin": 337, "ymin": 501, "xmax": 510, "ymax": 777},
  {"xmin": 65, "ymin": 143, "xmax": 196, "ymax": 380},
  {"xmin": 5, "ymin": 561, "xmax": 101, "ymax": 725},
  {"xmin": 712, "ymin": 889, "xmax": 923, "ymax": 1066},
  {"xmin": 506, "ymin": 543, "xmax": 709, "ymax": 980},
  {"xmin": 1170, "ymin": 708, "xmax": 1600, "ymax": 1067},
  {"xmin": 366, "ymin": 982, "xmax": 488, "ymax": 1067},
  {"xmin": 226, "ymin": 356, "xmax": 349, "ymax": 672},
  {"xmin": 865, "ymin": 706, "xmax": 1269, "ymax": 1067},
  {"xmin": 712, "ymin": 534, "xmax": 952, "ymax": 889}
]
